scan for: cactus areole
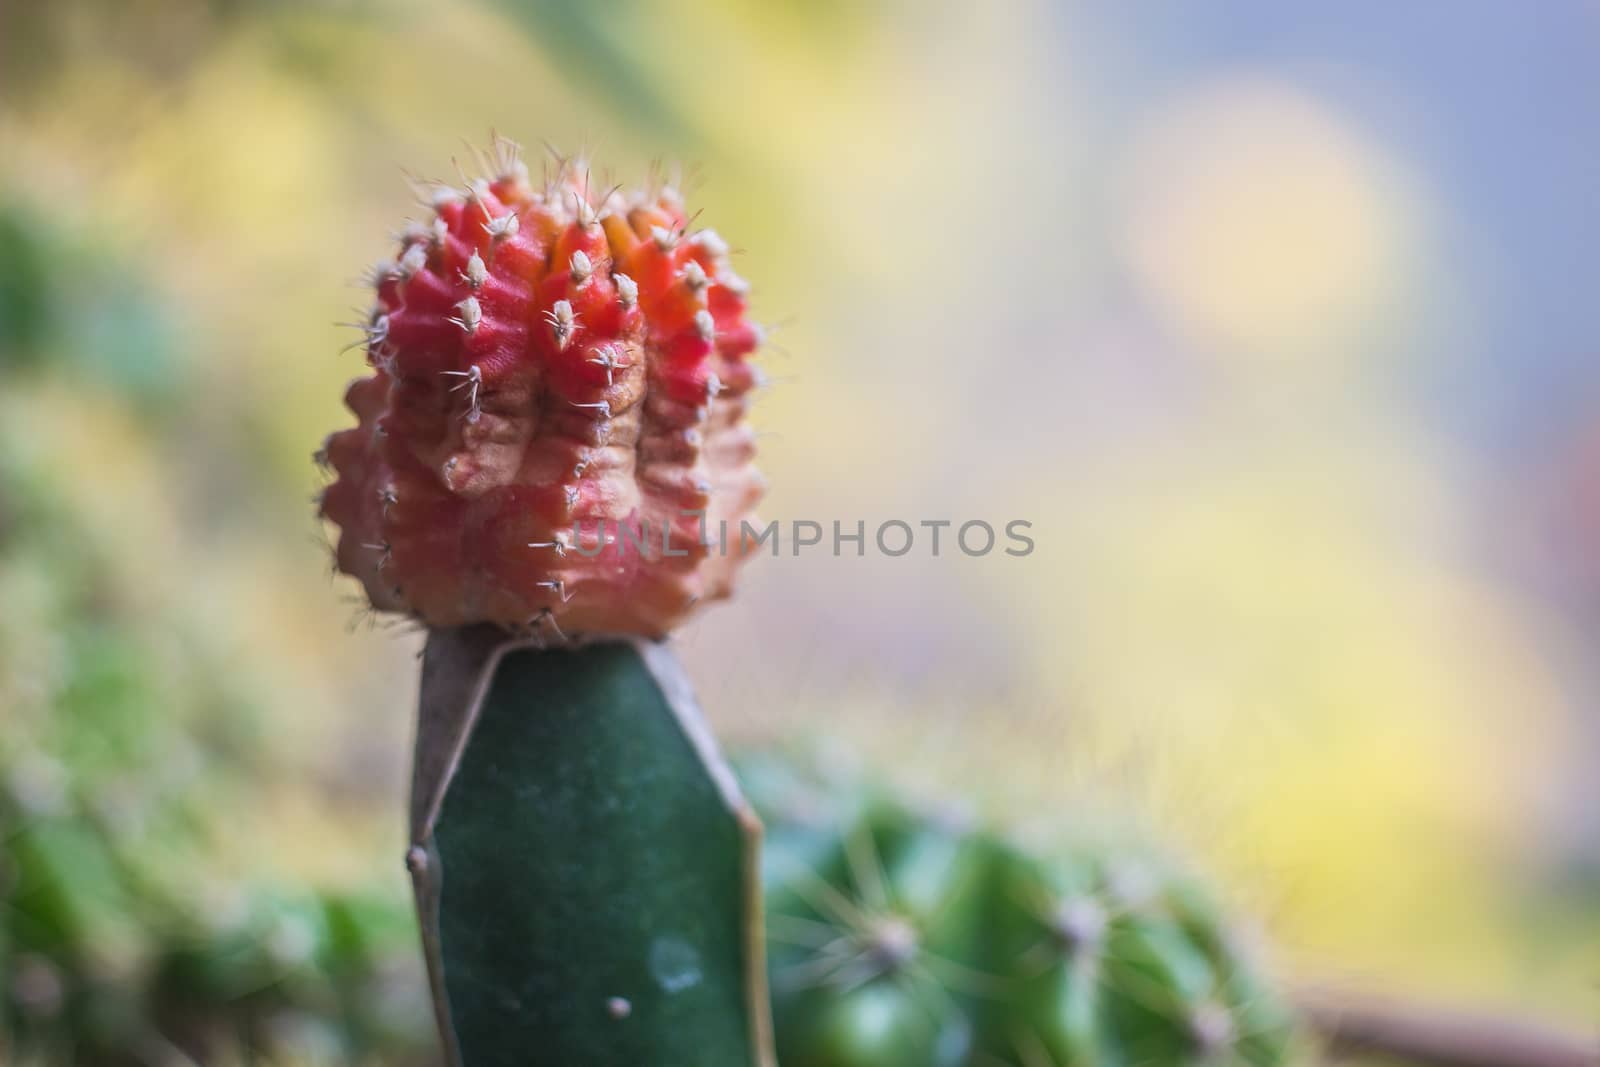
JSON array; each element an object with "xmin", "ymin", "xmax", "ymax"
[{"xmin": 320, "ymin": 140, "xmax": 765, "ymax": 638}]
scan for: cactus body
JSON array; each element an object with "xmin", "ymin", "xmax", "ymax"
[
  {"xmin": 320, "ymin": 141, "xmax": 765, "ymax": 638},
  {"xmin": 408, "ymin": 628, "xmax": 773, "ymax": 1067},
  {"xmin": 741, "ymin": 757, "xmax": 1301, "ymax": 1067}
]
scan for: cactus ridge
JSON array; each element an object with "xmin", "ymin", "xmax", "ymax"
[
  {"xmin": 320, "ymin": 138, "xmax": 765, "ymax": 638},
  {"xmin": 739, "ymin": 753, "xmax": 1302, "ymax": 1067}
]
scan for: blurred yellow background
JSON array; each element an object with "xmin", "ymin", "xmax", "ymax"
[{"xmin": 2, "ymin": 0, "xmax": 1596, "ymax": 1049}]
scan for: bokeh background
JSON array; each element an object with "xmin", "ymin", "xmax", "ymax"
[{"xmin": 2, "ymin": 0, "xmax": 1597, "ymax": 1062}]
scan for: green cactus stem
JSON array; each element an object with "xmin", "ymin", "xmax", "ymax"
[{"xmin": 408, "ymin": 626, "xmax": 774, "ymax": 1067}]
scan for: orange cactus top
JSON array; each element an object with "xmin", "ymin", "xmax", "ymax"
[{"xmin": 319, "ymin": 143, "xmax": 765, "ymax": 639}]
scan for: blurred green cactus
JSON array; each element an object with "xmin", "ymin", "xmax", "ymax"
[{"xmin": 739, "ymin": 751, "xmax": 1304, "ymax": 1067}]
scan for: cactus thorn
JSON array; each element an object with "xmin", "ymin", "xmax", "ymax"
[
  {"xmin": 461, "ymin": 250, "xmax": 487, "ymax": 289},
  {"xmin": 586, "ymin": 347, "xmax": 619, "ymax": 386},
  {"xmin": 693, "ymin": 309, "xmax": 715, "ymax": 341},
  {"xmin": 574, "ymin": 193, "xmax": 598, "ymax": 228},
  {"xmin": 450, "ymin": 297, "xmax": 482, "ymax": 334},
  {"xmin": 614, "ymin": 272, "xmax": 639, "ymax": 307},
  {"xmin": 570, "ymin": 250, "xmax": 594, "ymax": 284},
  {"xmin": 531, "ymin": 606, "xmax": 568, "ymax": 643},
  {"xmin": 535, "ymin": 579, "xmax": 574, "ymax": 603},
  {"xmin": 398, "ymin": 242, "xmax": 429, "ymax": 280},
  {"xmin": 363, "ymin": 258, "xmax": 400, "ymax": 287},
  {"xmin": 484, "ymin": 210, "xmax": 520, "ymax": 245},
  {"xmin": 488, "ymin": 133, "xmax": 526, "ymax": 183},
  {"xmin": 546, "ymin": 300, "xmax": 578, "ymax": 349},
  {"xmin": 443, "ymin": 365, "xmax": 483, "ymax": 420},
  {"xmin": 682, "ymin": 260, "xmax": 709, "ymax": 293},
  {"xmin": 595, "ymin": 182, "xmax": 625, "ymax": 217},
  {"xmin": 338, "ymin": 311, "xmax": 390, "ymax": 355},
  {"xmin": 397, "ymin": 219, "xmax": 432, "ymax": 246}
]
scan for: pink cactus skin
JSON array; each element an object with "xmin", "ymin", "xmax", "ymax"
[{"xmin": 319, "ymin": 149, "xmax": 764, "ymax": 639}]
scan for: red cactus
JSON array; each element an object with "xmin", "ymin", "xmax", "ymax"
[{"xmin": 319, "ymin": 142, "xmax": 765, "ymax": 638}]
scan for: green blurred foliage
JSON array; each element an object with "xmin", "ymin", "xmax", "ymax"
[
  {"xmin": 0, "ymin": 198, "xmax": 182, "ymax": 409},
  {"xmin": 0, "ymin": 196, "xmax": 181, "ymax": 408},
  {"xmin": 0, "ymin": 405, "xmax": 431, "ymax": 1064},
  {"xmin": 489, "ymin": 0, "xmax": 698, "ymax": 143},
  {"xmin": 0, "ymin": 207, "xmax": 51, "ymax": 360}
]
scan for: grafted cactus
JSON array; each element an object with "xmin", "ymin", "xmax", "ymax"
[
  {"xmin": 312, "ymin": 137, "xmax": 1318, "ymax": 1067},
  {"xmin": 318, "ymin": 138, "xmax": 776, "ymax": 1067}
]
